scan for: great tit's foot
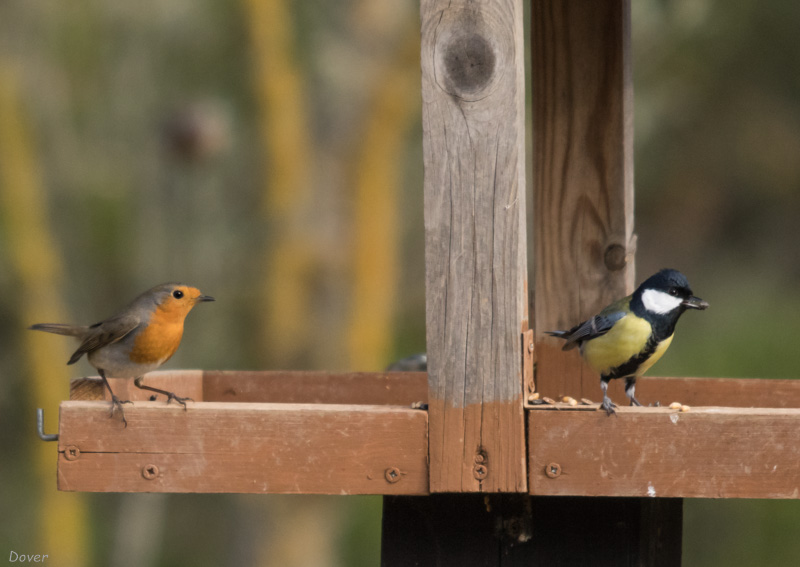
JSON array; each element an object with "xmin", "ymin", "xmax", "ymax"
[
  {"xmin": 164, "ymin": 392, "xmax": 193, "ymax": 410},
  {"xmin": 629, "ymin": 396, "xmax": 643, "ymax": 407},
  {"xmin": 109, "ymin": 395, "xmax": 133, "ymax": 427},
  {"xmin": 600, "ymin": 396, "xmax": 617, "ymax": 416}
]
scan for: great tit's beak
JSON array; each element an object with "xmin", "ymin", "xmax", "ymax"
[
  {"xmin": 197, "ymin": 295, "xmax": 215, "ymax": 302},
  {"xmin": 682, "ymin": 296, "xmax": 708, "ymax": 310}
]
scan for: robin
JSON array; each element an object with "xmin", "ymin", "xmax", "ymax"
[{"xmin": 30, "ymin": 282, "xmax": 214, "ymax": 426}]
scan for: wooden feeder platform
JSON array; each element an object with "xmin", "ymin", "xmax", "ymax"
[{"xmin": 44, "ymin": 0, "xmax": 800, "ymax": 564}]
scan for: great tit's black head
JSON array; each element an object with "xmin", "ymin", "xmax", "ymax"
[{"xmin": 636, "ymin": 269, "xmax": 709, "ymax": 315}]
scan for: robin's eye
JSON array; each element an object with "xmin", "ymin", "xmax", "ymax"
[{"xmin": 172, "ymin": 290, "xmax": 184, "ymax": 299}]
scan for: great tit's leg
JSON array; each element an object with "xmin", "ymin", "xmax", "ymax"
[
  {"xmin": 133, "ymin": 376, "xmax": 192, "ymax": 410},
  {"xmin": 625, "ymin": 377, "xmax": 643, "ymax": 407},
  {"xmin": 99, "ymin": 369, "xmax": 132, "ymax": 427},
  {"xmin": 600, "ymin": 378, "xmax": 617, "ymax": 416}
]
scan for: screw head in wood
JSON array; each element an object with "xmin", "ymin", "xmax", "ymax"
[
  {"xmin": 64, "ymin": 446, "xmax": 81, "ymax": 461},
  {"xmin": 384, "ymin": 467, "xmax": 401, "ymax": 484},
  {"xmin": 545, "ymin": 462, "xmax": 562, "ymax": 479},
  {"xmin": 473, "ymin": 464, "xmax": 488, "ymax": 480},
  {"xmin": 142, "ymin": 464, "xmax": 159, "ymax": 480}
]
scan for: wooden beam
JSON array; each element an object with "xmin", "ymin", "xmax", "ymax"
[
  {"xmin": 529, "ymin": 406, "xmax": 800, "ymax": 499},
  {"xmin": 531, "ymin": 0, "xmax": 635, "ymax": 401},
  {"xmin": 608, "ymin": 376, "xmax": 800, "ymax": 409},
  {"xmin": 70, "ymin": 370, "xmax": 428, "ymax": 406},
  {"xmin": 72, "ymin": 370, "xmax": 800, "ymax": 409},
  {"xmin": 202, "ymin": 370, "xmax": 428, "ymax": 405},
  {"xmin": 421, "ymin": 0, "xmax": 528, "ymax": 492},
  {"xmin": 382, "ymin": 494, "xmax": 681, "ymax": 566},
  {"xmin": 70, "ymin": 371, "xmax": 205, "ymax": 402},
  {"xmin": 57, "ymin": 401, "xmax": 429, "ymax": 495}
]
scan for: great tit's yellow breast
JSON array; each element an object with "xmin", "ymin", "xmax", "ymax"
[
  {"xmin": 636, "ymin": 333, "xmax": 674, "ymax": 375},
  {"xmin": 582, "ymin": 313, "xmax": 653, "ymax": 375}
]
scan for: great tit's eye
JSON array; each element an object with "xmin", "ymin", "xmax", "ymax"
[
  {"xmin": 668, "ymin": 288, "xmax": 680, "ymax": 297},
  {"xmin": 172, "ymin": 290, "xmax": 184, "ymax": 299}
]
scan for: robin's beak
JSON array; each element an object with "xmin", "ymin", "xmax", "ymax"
[
  {"xmin": 682, "ymin": 296, "xmax": 708, "ymax": 310},
  {"xmin": 196, "ymin": 295, "xmax": 215, "ymax": 303}
]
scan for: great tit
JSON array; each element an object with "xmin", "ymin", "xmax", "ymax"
[{"xmin": 547, "ymin": 269, "xmax": 708, "ymax": 415}]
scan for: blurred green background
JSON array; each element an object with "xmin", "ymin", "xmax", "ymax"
[{"xmin": 1, "ymin": 0, "xmax": 799, "ymax": 565}]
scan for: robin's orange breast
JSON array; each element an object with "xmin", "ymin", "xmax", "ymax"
[{"xmin": 129, "ymin": 307, "xmax": 186, "ymax": 365}]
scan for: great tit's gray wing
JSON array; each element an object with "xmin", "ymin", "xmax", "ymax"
[
  {"xmin": 67, "ymin": 314, "xmax": 142, "ymax": 364},
  {"xmin": 546, "ymin": 297, "xmax": 630, "ymax": 351}
]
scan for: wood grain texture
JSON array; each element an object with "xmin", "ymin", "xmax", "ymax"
[
  {"xmin": 57, "ymin": 401, "xmax": 428, "ymax": 495},
  {"xmin": 422, "ymin": 0, "xmax": 528, "ymax": 492},
  {"xmin": 531, "ymin": 0, "xmax": 635, "ymax": 401},
  {"xmin": 71, "ymin": 370, "xmax": 428, "ymax": 405},
  {"xmin": 202, "ymin": 370, "xmax": 428, "ymax": 405},
  {"xmin": 546, "ymin": 375, "xmax": 800, "ymax": 409},
  {"xmin": 529, "ymin": 406, "xmax": 800, "ymax": 498},
  {"xmin": 70, "ymin": 370, "xmax": 204, "ymax": 402},
  {"xmin": 610, "ymin": 376, "xmax": 800, "ymax": 409}
]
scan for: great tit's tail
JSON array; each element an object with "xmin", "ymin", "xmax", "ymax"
[
  {"xmin": 545, "ymin": 330, "xmax": 568, "ymax": 339},
  {"xmin": 29, "ymin": 323, "xmax": 87, "ymax": 337},
  {"xmin": 544, "ymin": 330, "xmax": 581, "ymax": 351}
]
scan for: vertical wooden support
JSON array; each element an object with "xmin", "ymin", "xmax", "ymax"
[
  {"xmin": 420, "ymin": 0, "xmax": 528, "ymax": 492},
  {"xmin": 531, "ymin": 0, "xmax": 636, "ymax": 401},
  {"xmin": 527, "ymin": 2, "xmax": 683, "ymax": 564},
  {"xmin": 383, "ymin": 495, "xmax": 682, "ymax": 567}
]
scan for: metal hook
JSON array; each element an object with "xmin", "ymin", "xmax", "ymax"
[{"xmin": 37, "ymin": 408, "xmax": 58, "ymax": 442}]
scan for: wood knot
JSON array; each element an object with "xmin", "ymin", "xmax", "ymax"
[
  {"xmin": 442, "ymin": 33, "xmax": 495, "ymax": 95},
  {"xmin": 604, "ymin": 243, "xmax": 628, "ymax": 271},
  {"xmin": 430, "ymin": 6, "xmax": 511, "ymax": 101}
]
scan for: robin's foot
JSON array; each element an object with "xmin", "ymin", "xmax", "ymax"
[
  {"xmin": 600, "ymin": 396, "xmax": 617, "ymax": 416},
  {"xmin": 109, "ymin": 395, "xmax": 133, "ymax": 427},
  {"xmin": 163, "ymin": 392, "xmax": 193, "ymax": 410}
]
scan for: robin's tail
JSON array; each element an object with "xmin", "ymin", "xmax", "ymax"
[{"xmin": 29, "ymin": 323, "xmax": 87, "ymax": 337}]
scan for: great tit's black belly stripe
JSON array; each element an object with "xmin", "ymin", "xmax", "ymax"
[{"xmin": 604, "ymin": 335, "xmax": 660, "ymax": 380}]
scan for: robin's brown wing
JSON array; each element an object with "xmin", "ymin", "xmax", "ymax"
[{"xmin": 67, "ymin": 314, "xmax": 142, "ymax": 365}]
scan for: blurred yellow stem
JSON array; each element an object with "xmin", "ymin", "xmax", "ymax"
[
  {"xmin": 0, "ymin": 66, "xmax": 88, "ymax": 567},
  {"xmin": 347, "ymin": 28, "xmax": 421, "ymax": 370},
  {"xmin": 243, "ymin": 0, "xmax": 317, "ymax": 368}
]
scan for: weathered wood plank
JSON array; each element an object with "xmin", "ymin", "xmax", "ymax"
[
  {"xmin": 531, "ymin": 0, "xmax": 636, "ymax": 401},
  {"xmin": 202, "ymin": 370, "xmax": 428, "ymax": 405},
  {"xmin": 610, "ymin": 376, "xmax": 800, "ymax": 409},
  {"xmin": 71, "ymin": 370, "xmax": 428, "ymax": 406},
  {"xmin": 529, "ymin": 407, "xmax": 800, "ymax": 499},
  {"xmin": 70, "ymin": 370, "xmax": 204, "ymax": 402},
  {"xmin": 422, "ymin": 0, "xmax": 528, "ymax": 492},
  {"xmin": 57, "ymin": 401, "xmax": 428, "ymax": 495}
]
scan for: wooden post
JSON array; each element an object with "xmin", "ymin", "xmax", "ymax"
[
  {"xmin": 528, "ymin": 1, "xmax": 683, "ymax": 563},
  {"xmin": 420, "ymin": 0, "xmax": 528, "ymax": 493},
  {"xmin": 532, "ymin": 0, "xmax": 636, "ymax": 402}
]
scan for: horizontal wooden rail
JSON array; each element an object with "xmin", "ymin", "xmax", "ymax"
[
  {"xmin": 58, "ymin": 370, "xmax": 800, "ymax": 497},
  {"xmin": 58, "ymin": 401, "xmax": 429, "ymax": 495},
  {"xmin": 70, "ymin": 370, "xmax": 428, "ymax": 406},
  {"xmin": 71, "ymin": 370, "xmax": 800, "ymax": 408},
  {"xmin": 529, "ymin": 406, "xmax": 800, "ymax": 499}
]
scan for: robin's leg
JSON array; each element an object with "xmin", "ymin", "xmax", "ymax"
[
  {"xmin": 133, "ymin": 377, "xmax": 192, "ymax": 410},
  {"xmin": 624, "ymin": 377, "xmax": 643, "ymax": 407},
  {"xmin": 600, "ymin": 378, "xmax": 617, "ymax": 416},
  {"xmin": 98, "ymin": 369, "xmax": 132, "ymax": 427}
]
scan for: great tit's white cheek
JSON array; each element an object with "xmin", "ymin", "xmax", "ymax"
[{"xmin": 642, "ymin": 289, "xmax": 683, "ymax": 314}]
